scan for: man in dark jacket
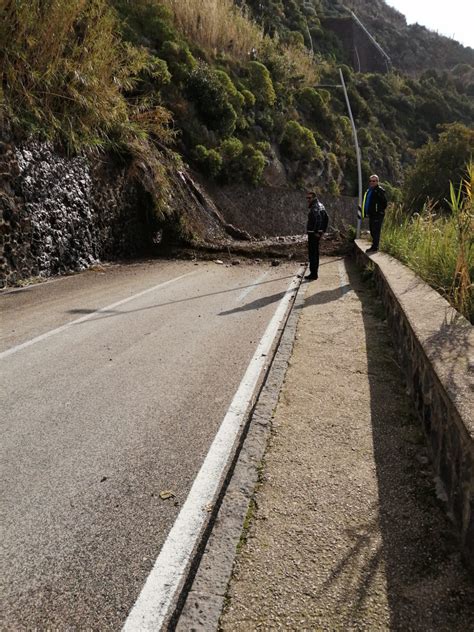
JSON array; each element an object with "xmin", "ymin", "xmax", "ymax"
[
  {"xmin": 306, "ymin": 191, "xmax": 329, "ymax": 280},
  {"xmin": 360, "ymin": 174, "xmax": 387, "ymax": 253}
]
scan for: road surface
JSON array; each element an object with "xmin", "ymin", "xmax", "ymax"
[{"xmin": 1, "ymin": 258, "xmax": 301, "ymax": 630}]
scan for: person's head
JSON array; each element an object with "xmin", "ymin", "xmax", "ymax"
[
  {"xmin": 306, "ymin": 191, "xmax": 317, "ymax": 207},
  {"xmin": 368, "ymin": 174, "xmax": 379, "ymax": 189}
]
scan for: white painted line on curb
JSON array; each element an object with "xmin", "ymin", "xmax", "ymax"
[
  {"xmin": 237, "ymin": 270, "xmax": 270, "ymax": 302},
  {"xmin": 0, "ymin": 272, "xmax": 198, "ymax": 360},
  {"xmin": 338, "ymin": 260, "xmax": 352, "ymax": 298},
  {"xmin": 122, "ymin": 270, "xmax": 303, "ymax": 632}
]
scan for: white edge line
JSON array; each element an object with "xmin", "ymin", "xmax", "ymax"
[
  {"xmin": 0, "ymin": 271, "xmax": 198, "ymax": 360},
  {"xmin": 122, "ymin": 269, "xmax": 303, "ymax": 632}
]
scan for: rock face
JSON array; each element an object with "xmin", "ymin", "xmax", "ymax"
[
  {"xmin": 321, "ymin": 15, "xmax": 391, "ymax": 73},
  {"xmin": 0, "ymin": 141, "xmax": 154, "ymax": 287}
]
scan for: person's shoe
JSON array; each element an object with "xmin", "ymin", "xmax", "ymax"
[
  {"xmin": 366, "ymin": 247, "xmax": 377, "ymax": 253},
  {"xmin": 305, "ymin": 273, "xmax": 318, "ymax": 280}
]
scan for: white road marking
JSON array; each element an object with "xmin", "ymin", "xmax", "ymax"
[
  {"xmin": 0, "ymin": 272, "xmax": 198, "ymax": 360},
  {"xmin": 122, "ymin": 270, "xmax": 303, "ymax": 632},
  {"xmin": 338, "ymin": 260, "xmax": 353, "ymax": 298},
  {"xmin": 237, "ymin": 270, "xmax": 270, "ymax": 302}
]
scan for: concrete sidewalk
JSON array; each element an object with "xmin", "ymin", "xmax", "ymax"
[{"xmin": 219, "ymin": 256, "xmax": 474, "ymax": 631}]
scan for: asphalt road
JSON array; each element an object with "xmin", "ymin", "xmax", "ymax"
[{"xmin": 0, "ymin": 258, "xmax": 301, "ymax": 630}]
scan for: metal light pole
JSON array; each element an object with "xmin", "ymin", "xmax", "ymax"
[
  {"xmin": 302, "ymin": 1, "xmax": 314, "ymax": 56},
  {"xmin": 314, "ymin": 68, "xmax": 363, "ymax": 238},
  {"xmin": 338, "ymin": 68, "xmax": 363, "ymax": 238}
]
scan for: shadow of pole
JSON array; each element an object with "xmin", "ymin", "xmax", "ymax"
[{"xmin": 345, "ymin": 257, "xmax": 474, "ymax": 630}]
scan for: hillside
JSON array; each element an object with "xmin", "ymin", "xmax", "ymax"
[
  {"xmin": 343, "ymin": 0, "xmax": 474, "ymax": 75},
  {"xmin": 113, "ymin": 0, "xmax": 473, "ymax": 193},
  {"xmin": 0, "ymin": 0, "xmax": 473, "ymax": 287},
  {"xmin": 244, "ymin": 0, "xmax": 474, "ymax": 76}
]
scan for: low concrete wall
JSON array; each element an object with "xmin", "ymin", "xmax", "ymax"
[{"xmin": 354, "ymin": 240, "xmax": 474, "ymax": 570}]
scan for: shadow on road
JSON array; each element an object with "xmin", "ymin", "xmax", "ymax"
[
  {"xmin": 345, "ymin": 257, "xmax": 474, "ymax": 630},
  {"xmin": 219, "ymin": 290, "xmax": 287, "ymax": 315},
  {"xmin": 65, "ymin": 274, "xmax": 297, "ymax": 321}
]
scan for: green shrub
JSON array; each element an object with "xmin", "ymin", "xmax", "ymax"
[
  {"xmin": 247, "ymin": 61, "xmax": 276, "ymax": 107},
  {"xmin": 141, "ymin": 57, "xmax": 171, "ymax": 89},
  {"xmin": 160, "ymin": 40, "xmax": 197, "ymax": 81},
  {"xmin": 255, "ymin": 141, "xmax": 271, "ymax": 156},
  {"xmin": 255, "ymin": 110, "xmax": 275, "ymax": 133},
  {"xmin": 113, "ymin": 0, "xmax": 177, "ymax": 45},
  {"xmin": 206, "ymin": 149, "xmax": 223, "ymax": 178},
  {"xmin": 192, "ymin": 144, "xmax": 222, "ymax": 178},
  {"xmin": 280, "ymin": 121, "xmax": 322, "ymax": 162},
  {"xmin": 381, "ymin": 181, "xmax": 402, "ymax": 205},
  {"xmin": 186, "ymin": 62, "xmax": 237, "ymax": 136},
  {"xmin": 241, "ymin": 89, "xmax": 256, "ymax": 108},
  {"xmin": 220, "ymin": 137, "xmax": 244, "ymax": 162},
  {"xmin": 217, "ymin": 141, "xmax": 265, "ymax": 186},
  {"xmin": 327, "ymin": 151, "xmax": 342, "ymax": 183},
  {"xmin": 328, "ymin": 180, "xmax": 340, "ymax": 195},
  {"xmin": 193, "ymin": 144, "xmax": 208, "ymax": 162},
  {"xmin": 215, "ymin": 70, "xmax": 245, "ymax": 112},
  {"xmin": 284, "ymin": 31, "xmax": 305, "ymax": 48},
  {"xmin": 239, "ymin": 146, "xmax": 266, "ymax": 186},
  {"xmin": 382, "ymin": 164, "xmax": 473, "ymax": 322},
  {"xmin": 296, "ymin": 87, "xmax": 329, "ymax": 123}
]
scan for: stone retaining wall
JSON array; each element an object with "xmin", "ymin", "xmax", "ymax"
[
  {"xmin": 0, "ymin": 141, "xmax": 155, "ymax": 288},
  {"xmin": 355, "ymin": 240, "xmax": 474, "ymax": 570}
]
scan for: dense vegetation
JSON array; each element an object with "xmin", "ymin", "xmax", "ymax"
[
  {"xmin": 1, "ymin": 0, "xmax": 473, "ymax": 203},
  {"xmin": 382, "ymin": 162, "xmax": 473, "ymax": 322}
]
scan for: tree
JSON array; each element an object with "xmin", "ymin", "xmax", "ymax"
[{"xmin": 403, "ymin": 123, "xmax": 474, "ymax": 212}]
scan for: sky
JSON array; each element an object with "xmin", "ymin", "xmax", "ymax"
[{"xmin": 385, "ymin": 0, "xmax": 474, "ymax": 48}]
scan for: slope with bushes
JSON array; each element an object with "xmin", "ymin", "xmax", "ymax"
[{"xmin": 1, "ymin": 0, "xmax": 473, "ymax": 222}]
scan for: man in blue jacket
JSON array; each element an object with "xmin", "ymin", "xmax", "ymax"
[
  {"xmin": 360, "ymin": 174, "xmax": 387, "ymax": 253},
  {"xmin": 306, "ymin": 191, "xmax": 329, "ymax": 280}
]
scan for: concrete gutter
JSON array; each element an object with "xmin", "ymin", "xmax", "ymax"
[{"xmin": 354, "ymin": 240, "xmax": 474, "ymax": 569}]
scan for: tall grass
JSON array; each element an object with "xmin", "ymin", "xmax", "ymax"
[
  {"xmin": 381, "ymin": 164, "xmax": 474, "ymax": 322},
  {"xmin": 0, "ymin": 0, "xmax": 173, "ymax": 151},
  {"xmin": 161, "ymin": 0, "xmax": 264, "ymax": 61},
  {"xmin": 161, "ymin": 0, "xmax": 324, "ymax": 86}
]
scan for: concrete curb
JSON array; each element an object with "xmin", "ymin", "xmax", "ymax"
[{"xmin": 171, "ymin": 274, "xmax": 307, "ymax": 630}]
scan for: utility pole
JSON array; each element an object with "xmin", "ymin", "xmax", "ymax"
[{"xmin": 314, "ymin": 68, "xmax": 363, "ymax": 238}]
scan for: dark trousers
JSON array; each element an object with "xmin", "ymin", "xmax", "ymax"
[
  {"xmin": 307, "ymin": 232, "xmax": 320, "ymax": 276},
  {"xmin": 369, "ymin": 214, "xmax": 384, "ymax": 250}
]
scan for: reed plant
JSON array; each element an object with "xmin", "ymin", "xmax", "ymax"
[
  {"xmin": 161, "ymin": 0, "xmax": 264, "ymax": 61},
  {"xmin": 381, "ymin": 163, "xmax": 473, "ymax": 322}
]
